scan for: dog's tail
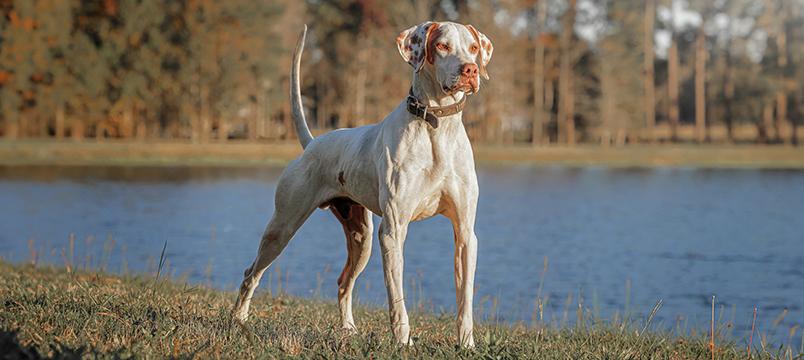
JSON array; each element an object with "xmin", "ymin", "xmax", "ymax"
[{"xmin": 290, "ymin": 24, "xmax": 314, "ymax": 149}]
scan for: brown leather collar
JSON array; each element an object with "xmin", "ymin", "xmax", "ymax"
[{"xmin": 406, "ymin": 88, "xmax": 466, "ymax": 128}]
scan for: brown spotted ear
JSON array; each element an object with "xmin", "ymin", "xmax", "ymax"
[
  {"xmin": 465, "ymin": 24, "xmax": 493, "ymax": 80},
  {"xmin": 397, "ymin": 22, "xmax": 439, "ymax": 72}
]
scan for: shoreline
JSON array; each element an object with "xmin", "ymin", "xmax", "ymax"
[
  {"xmin": 0, "ymin": 262, "xmax": 781, "ymax": 359},
  {"xmin": 1, "ymin": 139, "xmax": 804, "ymax": 168}
]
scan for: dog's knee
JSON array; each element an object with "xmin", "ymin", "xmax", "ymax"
[{"xmin": 243, "ymin": 263, "xmax": 253, "ymax": 278}]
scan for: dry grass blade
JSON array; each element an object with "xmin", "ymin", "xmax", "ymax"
[
  {"xmin": 151, "ymin": 240, "xmax": 168, "ymax": 297},
  {"xmin": 639, "ymin": 299, "xmax": 663, "ymax": 337},
  {"xmin": 749, "ymin": 306, "xmax": 758, "ymax": 359}
]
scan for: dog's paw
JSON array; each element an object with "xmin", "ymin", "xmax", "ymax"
[
  {"xmin": 231, "ymin": 310, "xmax": 249, "ymax": 324},
  {"xmin": 340, "ymin": 324, "xmax": 358, "ymax": 335},
  {"xmin": 395, "ymin": 336, "xmax": 415, "ymax": 347}
]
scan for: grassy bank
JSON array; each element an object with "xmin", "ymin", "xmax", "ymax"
[
  {"xmin": 0, "ymin": 262, "xmax": 790, "ymax": 359},
  {"xmin": 2, "ymin": 139, "xmax": 804, "ymax": 168}
]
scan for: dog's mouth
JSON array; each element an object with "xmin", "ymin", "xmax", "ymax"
[{"xmin": 442, "ymin": 77, "xmax": 479, "ymax": 95}]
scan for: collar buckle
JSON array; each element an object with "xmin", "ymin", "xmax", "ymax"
[{"xmin": 406, "ymin": 88, "xmax": 465, "ymax": 129}]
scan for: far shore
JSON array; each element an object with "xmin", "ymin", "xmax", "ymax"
[{"xmin": 1, "ymin": 139, "xmax": 804, "ymax": 168}]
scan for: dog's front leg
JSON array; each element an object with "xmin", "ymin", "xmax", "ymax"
[
  {"xmin": 378, "ymin": 214, "xmax": 412, "ymax": 345},
  {"xmin": 448, "ymin": 181, "xmax": 480, "ymax": 348},
  {"xmin": 453, "ymin": 228, "xmax": 477, "ymax": 348}
]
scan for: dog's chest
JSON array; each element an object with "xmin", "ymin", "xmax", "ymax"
[{"xmin": 410, "ymin": 190, "xmax": 444, "ymax": 222}]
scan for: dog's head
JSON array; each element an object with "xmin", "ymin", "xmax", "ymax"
[{"xmin": 397, "ymin": 21, "xmax": 493, "ymax": 95}]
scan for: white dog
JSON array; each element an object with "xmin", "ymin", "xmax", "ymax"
[{"xmin": 232, "ymin": 21, "xmax": 493, "ymax": 348}]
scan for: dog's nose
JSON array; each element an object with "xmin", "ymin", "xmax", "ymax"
[{"xmin": 461, "ymin": 63, "xmax": 478, "ymax": 77}]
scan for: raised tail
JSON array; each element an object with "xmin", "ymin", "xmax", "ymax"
[{"xmin": 290, "ymin": 25, "xmax": 314, "ymax": 149}]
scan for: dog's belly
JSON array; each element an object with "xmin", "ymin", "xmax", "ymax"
[{"xmin": 345, "ymin": 186, "xmax": 382, "ymax": 216}]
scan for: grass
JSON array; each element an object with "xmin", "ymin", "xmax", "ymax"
[
  {"xmin": 1, "ymin": 139, "xmax": 804, "ymax": 168},
  {"xmin": 0, "ymin": 261, "xmax": 797, "ymax": 359}
]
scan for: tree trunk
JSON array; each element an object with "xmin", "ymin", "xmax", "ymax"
[
  {"xmin": 135, "ymin": 120, "xmax": 147, "ymax": 142},
  {"xmin": 567, "ymin": 66, "xmax": 576, "ymax": 146},
  {"xmin": 121, "ymin": 105, "xmax": 134, "ymax": 139},
  {"xmin": 761, "ymin": 101, "xmax": 774, "ymax": 143},
  {"xmin": 71, "ymin": 119, "xmax": 85, "ymax": 142},
  {"xmin": 545, "ymin": 51, "xmax": 556, "ymax": 141},
  {"xmin": 776, "ymin": 28, "xmax": 789, "ymax": 144},
  {"xmin": 643, "ymin": 0, "xmax": 656, "ymax": 143},
  {"xmin": 5, "ymin": 121, "xmax": 19, "ymax": 139},
  {"xmin": 694, "ymin": 28, "xmax": 706, "ymax": 143},
  {"xmin": 218, "ymin": 117, "xmax": 228, "ymax": 142},
  {"xmin": 558, "ymin": 0, "xmax": 576, "ymax": 145},
  {"xmin": 200, "ymin": 84, "xmax": 211, "ymax": 143},
  {"xmin": 723, "ymin": 54, "xmax": 735, "ymax": 142},
  {"xmin": 283, "ymin": 77, "xmax": 293, "ymax": 140},
  {"xmin": 791, "ymin": 93, "xmax": 800, "ymax": 146},
  {"xmin": 19, "ymin": 113, "xmax": 29, "ymax": 138},
  {"xmin": 600, "ymin": 58, "xmax": 614, "ymax": 146},
  {"xmin": 354, "ymin": 36, "xmax": 368, "ymax": 128},
  {"xmin": 776, "ymin": 92, "xmax": 788, "ymax": 143},
  {"xmin": 55, "ymin": 105, "xmax": 65, "ymax": 139},
  {"xmin": 668, "ymin": 36, "xmax": 680, "ymax": 142},
  {"xmin": 532, "ymin": 0, "xmax": 548, "ymax": 145},
  {"xmin": 248, "ymin": 105, "xmax": 258, "ymax": 142}
]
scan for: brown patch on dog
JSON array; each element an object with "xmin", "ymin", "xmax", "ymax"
[
  {"xmin": 396, "ymin": 31, "xmax": 407, "ymax": 46},
  {"xmin": 330, "ymin": 197, "xmax": 355, "ymax": 221},
  {"xmin": 338, "ymin": 171, "xmax": 346, "ymax": 186},
  {"xmin": 465, "ymin": 24, "xmax": 490, "ymax": 78},
  {"xmin": 411, "ymin": 34, "xmax": 421, "ymax": 44},
  {"xmin": 337, "ymin": 263, "xmax": 351, "ymax": 286},
  {"xmin": 425, "ymin": 23, "xmax": 442, "ymax": 65}
]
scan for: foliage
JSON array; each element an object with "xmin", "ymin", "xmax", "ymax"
[{"xmin": 0, "ymin": 0, "xmax": 801, "ymax": 144}]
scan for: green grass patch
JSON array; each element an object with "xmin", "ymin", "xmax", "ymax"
[{"xmin": 0, "ymin": 261, "xmax": 795, "ymax": 359}]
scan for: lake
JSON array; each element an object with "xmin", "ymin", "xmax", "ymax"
[{"xmin": 1, "ymin": 164, "xmax": 802, "ymax": 348}]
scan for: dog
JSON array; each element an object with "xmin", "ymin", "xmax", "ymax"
[{"xmin": 232, "ymin": 21, "xmax": 493, "ymax": 348}]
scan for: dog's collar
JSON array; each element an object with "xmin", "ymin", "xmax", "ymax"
[{"xmin": 406, "ymin": 88, "xmax": 466, "ymax": 129}]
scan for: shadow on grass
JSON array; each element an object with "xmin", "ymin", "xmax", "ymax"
[{"xmin": 0, "ymin": 330, "xmax": 87, "ymax": 360}]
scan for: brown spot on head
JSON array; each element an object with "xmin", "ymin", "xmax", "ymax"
[
  {"xmin": 465, "ymin": 24, "xmax": 489, "ymax": 79},
  {"xmin": 425, "ymin": 23, "xmax": 442, "ymax": 65}
]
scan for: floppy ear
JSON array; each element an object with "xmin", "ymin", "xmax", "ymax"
[
  {"xmin": 465, "ymin": 24, "xmax": 494, "ymax": 80},
  {"xmin": 397, "ymin": 22, "xmax": 439, "ymax": 72}
]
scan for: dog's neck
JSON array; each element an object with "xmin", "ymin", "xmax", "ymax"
[{"xmin": 410, "ymin": 71, "xmax": 465, "ymax": 109}]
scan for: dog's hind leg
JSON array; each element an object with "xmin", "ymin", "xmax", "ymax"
[
  {"xmin": 331, "ymin": 199, "xmax": 373, "ymax": 331},
  {"xmin": 232, "ymin": 166, "xmax": 323, "ymax": 322}
]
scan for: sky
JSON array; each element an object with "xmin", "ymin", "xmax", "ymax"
[{"xmin": 482, "ymin": 0, "xmax": 768, "ymax": 62}]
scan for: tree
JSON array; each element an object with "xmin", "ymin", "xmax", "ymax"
[
  {"xmin": 663, "ymin": 0, "xmax": 681, "ymax": 142},
  {"xmin": 0, "ymin": 1, "xmax": 37, "ymax": 138},
  {"xmin": 599, "ymin": 0, "xmax": 644, "ymax": 146},
  {"xmin": 644, "ymin": 0, "xmax": 656, "ymax": 142},
  {"xmin": 532, "ymin": 0, "xmax": 548, "ymax": 145},
  {"xmin": 557, "ymin": 0, "xmax": 576, "ymax": 145},
  {"xmin": 694, "ymin": 24, "xmax": 706, "ymax": 143}
]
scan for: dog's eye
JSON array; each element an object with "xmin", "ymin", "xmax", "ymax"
[
  {"xmin": 469, "ymin": 43, "xmax": 479, "ymax": 55},
  {"xmin": 436, "ymin": 43, "xmax": 451, "ymax": 52}
]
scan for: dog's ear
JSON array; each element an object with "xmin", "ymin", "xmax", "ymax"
[
  {"xmin": 397, "ymin": 22, "xmax": 439, "ymax": 72},
  {"xmin": 465, "ymin": 24, "xmax": 493, "ymax": 80}
]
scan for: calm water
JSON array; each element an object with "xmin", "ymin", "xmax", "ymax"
[{"xmin": 1, "ymin": 165, "xmax": 802, "ymax": 347}]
